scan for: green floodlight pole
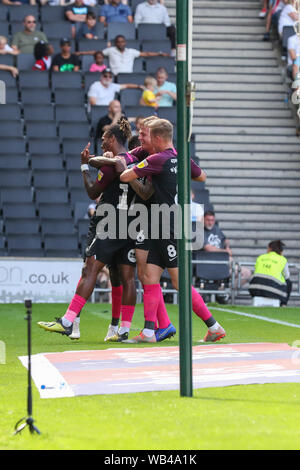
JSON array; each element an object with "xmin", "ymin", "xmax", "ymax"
[{"xmin": 176, "ymin": 0, "xmax": 193, "ymax": 397}]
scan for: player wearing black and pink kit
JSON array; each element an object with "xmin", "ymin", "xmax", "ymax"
[{"xmin": 120, "ymin": 118, "xmax": 226, "ymax": 343}]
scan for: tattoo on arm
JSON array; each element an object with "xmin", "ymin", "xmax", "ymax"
[{"xmin": 129, "ymin": 178, "xmax": 154, "ymax": 201}]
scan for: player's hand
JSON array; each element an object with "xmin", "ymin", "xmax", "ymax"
[
  {"xmin": 81, "ymin": 142, "xmax": 92, "ymax": 164},
  {"xmin": 103, "ymin": 151, "xmax": 114, "ymax": 159},
  {"xmin": 114, "ymin": 156, "xmax": 127, "ymax": 174}
]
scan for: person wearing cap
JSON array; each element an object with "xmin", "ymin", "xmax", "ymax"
[
  {"xmin": 88, "ymin": 67, "xmax": 143, "ymax": 106},
  {"xmin": 51, "ymin": 38, "xmax": 80, "ymax": 72}
]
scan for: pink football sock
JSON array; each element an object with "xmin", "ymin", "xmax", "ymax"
[
  {"xmin": 191, "ymin": 286, "xmax": 212, "ymax": 322},
  {"xmin": 120, "ymin": 305, "xmax": 135, "ymax": 328},
  {"xmin": 156, "ymin": 287, "xmax": 171, "ymax": 329},
  {"xmin": 143, "ymin": 284, "xmax": 161, "ymax": 326},
  {"xmin": 63, "ymin": 294, "xmax": 86, "ymax": 324},
  {"xmin": 111, "ymin": 285, "xmax": 123, "ymax": 322}
]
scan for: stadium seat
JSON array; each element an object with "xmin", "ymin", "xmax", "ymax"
[
  {"xmin": 40, "ymin": 6, "xmax": 66, "ymax": 23},
  {"xmin": 51, "ymin": 72, "xmax": 82, "ymax": 90},
  {"xmin": 120, "ymin": 88, "xmax": 142, "ymax": 107},
  {"xmin": 17, "ymin": 54, "xmax": 35, "ymax": 71},
  {"xmin": 65, "ymin": 154, "xmax": 81, "ymax": 171},
  {"xmin": 0, "ymin": 103, "xmax": 20, "ymax": 120},
  {"xmin": 69, "ymin": 187, "xmax": 91, "ymax": 203},
  {"xmin": 107, "ymin": 22, "xmax": 136, "ymax": 41},
  {"xmin": 191, "ymin": 188, "xmax": 210, "ymax": 205},
  {"xmin": 0, "ymin": 53, "xmax": 14, "ymax": 66},
  {"xmin": 142, "ymin": 40, "xmax": 171, "ymax": 54},
  {"xmin": 0, "ymin": 154, "xmax": 28, "ymax": 170},
  {"xmin": 74, "ymin": 201, "xmax": 89, "ymax": 221},
  {"xmin": 28, "ymin": 138, "xmax": 60, "ymax": 155},
  {"xmin": 31, "ymin": 154, "xmax": 64, "ymax": 170},
  {"xmin": 7, "ymin": 234, "xmax": 43, "ymax": 257},
  {"xmin": 35, "ymin": 188, "xmax": 69, "ymax": 204},
  {"xmin": 23, "ymin": 104, "xmax": 55, "ymax": 122},
  {"xmin": 9, "ymin": 5, "xmax": 38, "ymax": 22},
  {"xmin": 130, "ymin": 0, "xmax": 144, "ymax": 13},
  {"xmin": 89, "ymin": 105, "xmax": 108, "ymax": 128},
  {"xmin": 0, "ymin": 138, "xmax": 26, "ymax": 154},
  {"xmin": 0, "ymin": 21, "xmax": 8, "ymax": 36},
  {"xmin": 41, "ymin": 219, "xmax": 75, "ymax": 235},
  {"xmin": 62, "ymin": 138, "xmax": 91, "ymax": 155},
  {"xmin": 0, "ymin": 187, "xmax": 33, "ymax": 203},
  {"xmin": 44, "ymin": 233, "xmax": 79, "ymax": 258},
  {"xmin": 117, "ymin": 72, "xmax": 146, "ymax": 85},
  {"xmin": 84, "ymin": 71, "xmax": 102, "ymax": 93},
  {"xmin": 0, "ymin": 234, "xmax": 6, "ymax": 255},
  {"xmin": 77, "ymin": 218, "xmax": 90, "ymax": 238},
  {"xmin": 68, "ymin": 170, "xmax": 87, "ymax": 188},
  {"xmin": 124, "ymin": 105, "xmax": 154, "ymax": 120},
  {"xmin": 19, "ymin": 71, "xmax": 50, "ymax": 89},
  {"xmin": 138, "ymin": 23, "xmax": 166, "ymax": 41},
  {"xmin": 5, "ymin": 218, "xmax": 40, "ymax": 235},
  {"xmin": 56, "ymin": 105, "xmax": 87, "ymax": 123},
  {"xmin": 59, "ymin": 122, "xmax": 90, "ymax": 140},
  {"xmin": 77, "ymin": 38, "xmax": 106, "ymax": 53},
  {"xmin": 0, "ymin": 120, "xmax": 23, "ymax": 137},
  {"xmin": 43, "ymin": 22, "xmax": 72, "ymax": 40},
  {"xmin": 21, "ymin": 88, "xmax": 52, "ymax": 105},
  {"xmin": 4, "ymin": 88, "xmax": 19, "ymax": 104},
  {"xmin": 54, "ymin": 89, "xmax": 85, "ymax": 106},
  {"xmin": 26, "ymin": 121, "xmax": 57, "ymax": 139},
  {"xmin": 38, "ymin": 202, "xmax": 72, "ymax": 219},
  {"xmin": 145, "ymin": 56, "xmax": 175, "ymax": 74},
  {"xmin": 33, "ymin": 170, "xmax": 67, "ymax": 188},
  {"xmin": 193, "ymin": 251, "xmax": 230, "ymax": 283},
  {"xmin": 157, "ymin": 107, "xmax": 177, "ymax": 123},
  {"xmin": 0, "ymin": 70, "xmax": 17, "ymax": 88},
  {"xmin": 0, "ymin": 5, "xmax": 7, "ymax": 21},
  {"xmin": 3, "ymin": 203, "xmax": 36, "ymax": 219}
]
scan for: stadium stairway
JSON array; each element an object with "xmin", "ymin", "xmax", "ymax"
[{"xmin": 166, "ymin": 0, "xmax": 300, "ymax": 303}]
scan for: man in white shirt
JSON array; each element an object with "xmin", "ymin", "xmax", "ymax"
[
  {"xmin": 134, "ymin": 0, "xmax": 176, "ymax": 56},
  {"xmin": 88, "ymin": 67, "xmax": 143, "ymax": 106},
  {"xmin": 102, "ymin": 35, "xmax": 169, "ymax": 76}
]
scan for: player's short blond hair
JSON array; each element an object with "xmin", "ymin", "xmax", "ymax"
[
  {"xmin": 140, "ymin": 115, "xmax": 159, "ymax": 128},
  {"xmin": 148, "ymin": 118, "xmax": 173, "ymax": 141}
]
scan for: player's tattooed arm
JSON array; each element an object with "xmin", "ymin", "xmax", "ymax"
[
  {"xmin": 81, "ymin": 142, "xmax": 104, "ymax": 199},
  {"xmin": 129, "ymin": 178, "xmax": 154, "ymax": 201}
]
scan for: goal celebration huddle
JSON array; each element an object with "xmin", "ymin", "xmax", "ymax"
[{"xmin": 38, "ymin": 116, "xmax": 226, "ymax": 344}]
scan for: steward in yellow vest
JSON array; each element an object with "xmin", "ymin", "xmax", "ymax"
[{"xmin": 249, "ymin": 240, "xmax": 292, "ymax": 306}]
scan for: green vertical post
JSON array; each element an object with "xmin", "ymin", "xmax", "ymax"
[{"xmin": 176, "ymin": 0, "xmax": 193, "ymax": 397}]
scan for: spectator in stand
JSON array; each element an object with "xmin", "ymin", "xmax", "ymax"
[
  {"xmin": 0, "ymin": 36, "xmax": 19, "ymax": 55},
  {"xmin": 102, "ymin": 34, "xmax": 169, "ymax": 76},
  {"xmin": 39, "ymin": 0, "xmax": 73, "ymax": 5},
  {"xmin": 89, "ymin": 50, "xmax": 107, "ymax": 72},
  {"xmin": 88, "ymin": 67, "xmax": 143, "ymax": 106},
  {"xmin": 262, "ymin": 0, "xmax": 285, "ymax": 41},
  {"xmin": 278, "ymin": 0, "xmax": 298, "ymax": 38},
  {"xmin": 11, "ymin": 15, "xmax": 48, "ymax": 54},
  {"xmin": 65, "ymin": 0, "xmax": 93, "ymax": 38},
  {"xmin": 94, "ymin": 99, "xmax": 124, "ymax": 150},
  {"xmin": 259, "ymin": 0, "xmax": 269, "ymax": 18},
  {"xmin": 32, "ymin": 41, "xmax": 54, "ymax": 71},
  {"xmin": 51, "ymin": 38, "xmax": 80, "ymax": 72},
  {"xmin": 287, "ymin": 33, "xmax": 300, "ymax": 78},
  {"xmin": 0, "ymin": 63, "xmax": 18, "ymax": 77},
  {"xmin": 99, "ymin": 0, "xmax": 133, "ymax": 25},
  {"xmin": 131, "ymin": 115, "xmax": 144, "ymax": 136},
  {"xmin": 128, "ymin": 134, "xmax": 141, "ymax": 151},
  {"xmin": 155, "ymin": 66, "xmax": 176, "ymax": 107},
  {"xmin": 203, "ymin": 210, "xmax": 251, "ymax": 287},
  {"xmin": 2, "ymin": 0, "xmax": 36, "ymax": 4},
  {"xmin": 77, "ymin": 12, "xmax": 100, "ymax": 40},
  {"xmin": 140, "ymin": 75, "xmax": 159, "ymax": 109},
  {"xmin": 135, "ymin": 0, "xmax": 177, "ymax": 57}
]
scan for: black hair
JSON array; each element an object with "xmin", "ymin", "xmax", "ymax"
[
  {"xmin": 34, "ymin": 41, "xmax": 48, "ymax": 61},
  {"xmin": 128, "ymin": 135, "xmax": 141, "ymax": 151},
  {"xmin": 106, "ymin": 116, "xmax": 132, "ymax": 146},
  {"xmin": 268, "ymin": 240, "xmax": 286, "ymax": 255},
  {"xmin": 204, "ymin": 210, "xmax": 215, "ymax": 217},
  {"xmin": 93, "ymin": 50, "xmax": 104, "ymax": 60},
  {"xmin": 114, "ymin": 35, "xmax": 125, "ymax": 44},
  {"xmin": 86, "ymin": 11, "xmax": 96, "ymax": 19}
]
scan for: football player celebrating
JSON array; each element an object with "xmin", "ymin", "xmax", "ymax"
[{"xmin": 120, "ymin": 119, "xmax": 226, "ymax": 343}]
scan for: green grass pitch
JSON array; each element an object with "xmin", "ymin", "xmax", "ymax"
[{"xmin": 0, "ymin": 302, "xmax": 300, "ymax": 450}]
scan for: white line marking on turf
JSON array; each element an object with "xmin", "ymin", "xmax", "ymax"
[{"xmin": 212, "ymin": 307, "xmax": 300, "ymax": 329}]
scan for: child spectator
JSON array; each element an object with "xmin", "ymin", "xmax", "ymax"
[
  {"xmin": 32, "ymin": 42, "xmax": 53, "ymax": 71},
  {"xmin": 89, "ymin": 51, "xmax": 107, "ymax": 73},
  {"xmin": 140, "ymin": 76, "xmax": 159, "ymax": 109},
  {"xmin": 0, "ymin": 36, "xmax": 19, "ymax": 55},
  {"xmin": 51, "ymin": 38, "xmax": 80, "ymax": 72},
  {"xmin": 77, "ymin": 12, "xmax": 100, "ymax": 39}
]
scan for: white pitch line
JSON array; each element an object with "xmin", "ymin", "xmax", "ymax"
[{"xmin": 211, "ymin": 307, "xmax": 300, "ymax": 329}]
